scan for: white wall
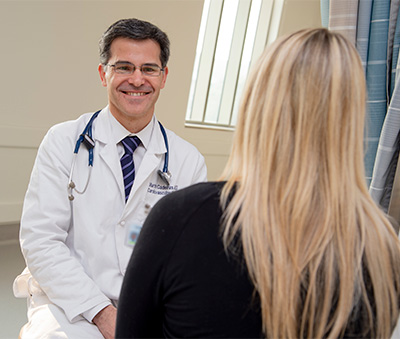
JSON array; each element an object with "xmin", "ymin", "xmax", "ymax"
[{"xmin": 0, "ymin": 0, "xmax": 321, "ymax": 337}]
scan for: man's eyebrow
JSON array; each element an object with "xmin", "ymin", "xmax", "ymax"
[
  {"xmin": 113, "ymin": 61, "xmax": 161, "ymax": 66},
  {"xmin": 113, "ymin": 60, "xmax": 133, "ymax": 65}
]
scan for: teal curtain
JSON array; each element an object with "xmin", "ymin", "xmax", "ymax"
[
  {"xmin": 356, "ymin": 0, "xmax": 373, "ymax": 73},
  {"xmin": 365, "ymin": 0, "xmax": 390, "ymax": 188},
  {"xmin": 390, "ymin": 2, "xmax": 400, "ymax": 96},
  {"xmin": 369, "ymin": 0, "xmax": 400, "ymax": 211},
  {"xmin": 321, "ymin": 0, "xmax": 330, "ymax": 27},
  {"xmin": 322, "ymin": 0, "xmax": 400, "ymax": 212}
]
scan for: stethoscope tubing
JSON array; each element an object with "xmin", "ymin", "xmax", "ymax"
[
  {"xmin": 68, "ymin": 110, "xmax": 170, "ymax": 200},
  {"xmin": 158, "ymin": 121, "xmax": 169, "ymax": 173},
  {"xmin": 73, "ymin": 110, "xmax": 100, "ymax": 165}
]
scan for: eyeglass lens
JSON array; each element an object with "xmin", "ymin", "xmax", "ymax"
[{"xmin": 111, "ymin": 62, "xmax": 162, "ymax": 76}]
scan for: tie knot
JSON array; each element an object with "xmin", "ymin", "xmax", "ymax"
[{"xmin": 121, "ymin": 136, "xmax": 141, "ymax": 155}]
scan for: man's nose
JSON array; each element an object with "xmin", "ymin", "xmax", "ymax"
[{"xmin": 128, "ymin": 68, "xmax": 145, "ymax": 87}]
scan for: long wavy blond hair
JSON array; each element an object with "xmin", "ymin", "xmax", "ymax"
[{"xmin": 220, "ymin": 28, "xmax": 400, "ymax": 338}]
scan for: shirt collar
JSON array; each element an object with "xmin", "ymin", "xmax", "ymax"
[{"xmin": 107, "ymin": 109, "xmax": 155, "ymax": 150}]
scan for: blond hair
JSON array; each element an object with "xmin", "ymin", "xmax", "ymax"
[{"xmin": 220, "ymin": 28, "xmax": 400, "ymax": 338}]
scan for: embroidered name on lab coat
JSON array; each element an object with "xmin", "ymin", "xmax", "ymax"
[{"xmin": 147, "ymin": 182, "xmax": 178, "ymax": 196}]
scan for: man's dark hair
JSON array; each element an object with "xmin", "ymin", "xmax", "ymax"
[{"xmin": 99, "ymin": 18, "xmax": 170, "ymax": 68}]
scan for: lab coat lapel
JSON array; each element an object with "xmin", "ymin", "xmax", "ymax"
[{"xmin": 93, "ymin": 109, "xmax": 125, "ymax": 199}]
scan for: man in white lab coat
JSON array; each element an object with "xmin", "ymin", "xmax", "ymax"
[{"xmin": 13, "ymin": 18, "xmax": 207, "ymax": 338}]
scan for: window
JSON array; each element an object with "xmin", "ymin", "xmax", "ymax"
[{"xmin": 185, "ymin": 0, "xmax": 284, "ymax": 129}]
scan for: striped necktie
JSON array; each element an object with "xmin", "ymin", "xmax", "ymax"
[{"xmin": 120, "ymin": 136, "xmax": 141, "ymax": 202}]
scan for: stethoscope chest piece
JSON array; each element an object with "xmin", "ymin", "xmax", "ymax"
[{"xmin": 158, "ymin": 170, "xmax": 172, "ymax": 186}]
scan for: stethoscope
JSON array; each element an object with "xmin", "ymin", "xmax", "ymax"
[{"xmin": 68, "ymin": 110, "xmax": 171, "ymax": 201}]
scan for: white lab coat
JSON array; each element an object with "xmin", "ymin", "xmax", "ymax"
[{"xmin": 14, "ymin": 107, "xmax": 207, "ymax": 337}]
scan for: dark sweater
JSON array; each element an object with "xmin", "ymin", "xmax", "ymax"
[
  {"xmin": 116, "ymin": 181, "xmax": 389, "ymax": 338},
  {"xmin": 116, "ymin": 181, "xmax": 262, "ymax": 338}
]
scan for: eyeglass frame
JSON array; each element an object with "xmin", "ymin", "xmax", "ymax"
[{"xmin": 104, "ymin": 61, "xmax": 165, "ymax": 77}]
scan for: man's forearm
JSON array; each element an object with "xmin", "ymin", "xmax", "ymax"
[{"xmin": 93, "ymin": 304, "xmax": 117, "ymax": 339}]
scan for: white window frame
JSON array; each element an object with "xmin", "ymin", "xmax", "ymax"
[{"xmin": 185, "ymin": 0, "xmax": 285, "ymax": 130}]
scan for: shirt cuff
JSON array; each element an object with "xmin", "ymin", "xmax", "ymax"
[{"xmin": 82, "ymin": 301, "xmax": 112, "ymax": 323}]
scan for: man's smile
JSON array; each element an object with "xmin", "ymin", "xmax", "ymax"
[{"xmin": 122, "ymin": 91, "xmax": 149, "ymax": 97}]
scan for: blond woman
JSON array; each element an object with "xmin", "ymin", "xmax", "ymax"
[{"xmin": 116, "ymin": 28, "xmax": 400, "ymax": 338}]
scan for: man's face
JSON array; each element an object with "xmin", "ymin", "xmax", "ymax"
[{"xmin": 99, "ymin": 37, "xmax": 168, "ymax": 132}]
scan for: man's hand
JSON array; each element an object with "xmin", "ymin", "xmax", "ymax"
[{"xmin": 92, "ymin": 304, "xmax": 117, "ymax": 339}]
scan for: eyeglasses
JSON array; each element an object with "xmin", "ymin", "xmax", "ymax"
[{"xmin": 106, "ymin": 62, "xmax": 164, "ymax": 76}]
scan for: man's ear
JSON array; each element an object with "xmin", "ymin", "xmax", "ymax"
[
  {"xmin": 160, "ymin": 66, "xmax": 168, "ymax": 89},
  {"xmin": 98, "ymin": 64, "xmax": 107, "ymax": 87}
]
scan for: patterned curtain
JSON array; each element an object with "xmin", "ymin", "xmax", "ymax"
[{"xmin": 322, "ymin": 0, "xmax": 400, "ymax": 213}]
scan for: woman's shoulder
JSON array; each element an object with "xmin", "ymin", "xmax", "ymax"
[
  {"xmin": 144, "ymin": 181, "xmax": 226, "ymax": 237},
  {"xmin": 178, "ymin": 181, "xmax": 225, "ymax": 195},
  {"xmin": 138, "ymin": 182, "xmax": 226, "ymax": 255},
  {"xmin": 156, "ymin": 181, "xmax": 226, "ymax": 209}
]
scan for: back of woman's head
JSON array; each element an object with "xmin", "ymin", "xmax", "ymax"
[
  {"xmin": 221, "ymin": 28, "xmax": 400, "ymax": 338},
  {"xmin": 225, "ymin": 28, "xmax": 366, "ymax": 194}
]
